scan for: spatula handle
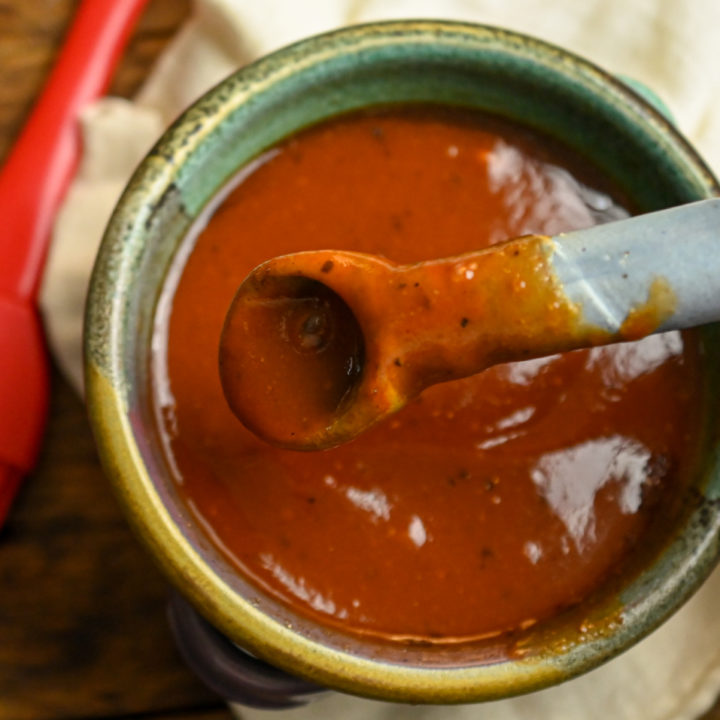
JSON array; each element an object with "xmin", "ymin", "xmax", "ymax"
[
  {"xmin": 551, "ymin": 198, "xmax": 720, "ymax": 334},
  {"xmin": 0, "ymin": 0, "xmax": 149, "ymax": 301},
  {"xmin": 0, "ymin": 0, "xmax": 148, "ymax": 524}
]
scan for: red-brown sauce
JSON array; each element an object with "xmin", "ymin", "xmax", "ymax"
[{"xmin": 153, "ymin": 107, "xmax": 702, "ymax": 642}]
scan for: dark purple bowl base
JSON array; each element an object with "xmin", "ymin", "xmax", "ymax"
[{"xmin": 168, "ymin": 592, "xmax": 326, "ymax": 709}]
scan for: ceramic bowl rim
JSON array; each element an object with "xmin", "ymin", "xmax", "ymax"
[{"xmin": 84, "ymin": 19, "xmax": 720, "ymax": 703}]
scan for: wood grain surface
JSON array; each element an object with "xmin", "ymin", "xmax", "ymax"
[{"xmin": 0, "ymin": 1, "xmax": 717, "ymax": 719}]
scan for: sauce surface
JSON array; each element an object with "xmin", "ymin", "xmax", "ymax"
[{"xmin": 153, "ymin": 107, "xmax": 702, "ymax": 641}]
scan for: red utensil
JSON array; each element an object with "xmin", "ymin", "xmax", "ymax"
[{"xmin": 0, "ymin": 0, "xmax": 150, "ymax": 524}]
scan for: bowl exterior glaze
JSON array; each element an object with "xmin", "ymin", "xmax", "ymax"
[{"xmin": 85, "ymin": 21, "xmax": 720, "ymax": 703}]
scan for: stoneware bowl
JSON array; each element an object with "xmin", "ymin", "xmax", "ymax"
[{"xmin": 85, "ymin": 20, "xmax": 720, "ymax": 704}]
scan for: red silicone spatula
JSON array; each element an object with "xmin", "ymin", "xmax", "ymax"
[{"xmin": 0, "ymin": 0, "xmax": 149, "ymax": 524}]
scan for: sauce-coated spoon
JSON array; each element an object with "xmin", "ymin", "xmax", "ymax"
[{"xmin": 219, "ymin": 198, "xmax": 720, "ymax": 451}]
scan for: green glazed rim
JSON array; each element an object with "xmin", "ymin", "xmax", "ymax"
[{"xmin": 85, "ymin": 20, "xmax": 720, "ymax": 703}]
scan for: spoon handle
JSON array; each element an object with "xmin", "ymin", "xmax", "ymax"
[{"xmin": 551, "ymin": 198, "xmax": 720, "ymax": 334}]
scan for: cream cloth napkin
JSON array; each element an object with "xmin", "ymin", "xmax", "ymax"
[{"xmin": 41, "ymin": 1, "xmax": 720, "ymax": 718}]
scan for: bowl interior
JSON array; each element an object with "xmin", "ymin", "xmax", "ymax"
[{"xmin": 86, "ymin": 21, "xmax": 720, "ymax": 702}]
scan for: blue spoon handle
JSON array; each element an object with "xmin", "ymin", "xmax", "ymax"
[{"xmin": 550, "ymin": 198, "xmax": 720, "ymax": 333}]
